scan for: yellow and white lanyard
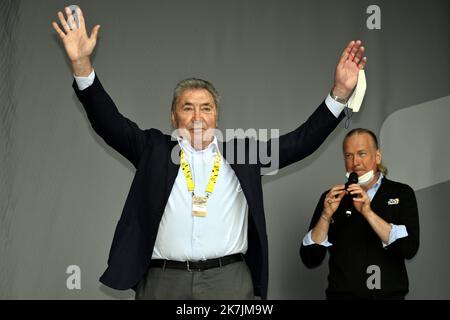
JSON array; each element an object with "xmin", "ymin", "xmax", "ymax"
[
  {"xmin": 180, "ymin": 149, "xmax": 221, "ymax": 217},
  {"xmin": 180, "ymin": 150, "xmax": 221, "ymax": 196}
]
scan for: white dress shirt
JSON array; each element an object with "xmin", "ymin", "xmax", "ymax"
[{"xmin": 152, "ymin": 137, "xmax": 249, "ymax": 261}]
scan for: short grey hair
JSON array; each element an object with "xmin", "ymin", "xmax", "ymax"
[{"xmin": 171, "ymin": 78, "xmax": 220, "ymax": 112}]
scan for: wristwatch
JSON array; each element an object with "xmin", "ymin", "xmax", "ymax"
[{"xmin": 330, "ymin": 90, "xmax": 348, "ymax": 104}]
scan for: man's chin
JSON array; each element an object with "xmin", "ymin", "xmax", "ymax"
[
  {"xmin": 191, "ymin": 135, "xmax": 213, "ymax": 145},
  {"xmin": 180, "ymin": 131, "xmax": 209, "ymax": 147}
]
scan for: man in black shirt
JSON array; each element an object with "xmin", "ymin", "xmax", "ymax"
[{"xmin": 300, "ymin": 128, "xmax": 420, "ymax": 299}]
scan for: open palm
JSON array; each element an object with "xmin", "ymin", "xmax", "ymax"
[
  {"xmin": 333, "ymin": 40, "xmax": 367, "ymax": 98},
  {"xmin": 52, "ymin": 7, "xmax": 100, "ymax": 62}
]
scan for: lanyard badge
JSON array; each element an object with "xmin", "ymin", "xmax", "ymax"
[{"xmin": 180, "ymin": 150, "xmax": 221, "ymax": 217}]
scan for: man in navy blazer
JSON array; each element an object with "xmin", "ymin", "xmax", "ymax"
[{"xmin": 53, "ymin": 7, "xmax": 367, "ymax": 299}]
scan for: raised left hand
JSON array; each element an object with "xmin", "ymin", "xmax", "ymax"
[{"xmin": 332, "ymin": 40, "xmax": 367, "ymax": 99}]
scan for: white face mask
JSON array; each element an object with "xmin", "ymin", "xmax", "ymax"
[{"xmin": 346, "ymin": 170, "xmax": 374, "ymax": 186}]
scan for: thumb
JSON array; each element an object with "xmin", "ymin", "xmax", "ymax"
[{"xmin": 90, "ymin": 25, "xmax": 101, "ymax": 41}]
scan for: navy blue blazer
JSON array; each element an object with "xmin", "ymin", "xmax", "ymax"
[{"xmin": 73, "ymin": 75, "xmax": 343, "ymax": 299}]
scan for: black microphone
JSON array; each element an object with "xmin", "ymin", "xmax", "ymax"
[{"xmin": 344, "ymin": 172, "xmax": 359, "ymax": 217}]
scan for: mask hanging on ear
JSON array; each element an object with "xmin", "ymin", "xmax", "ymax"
[{"xmin": 346, "ymin": 170, "xmax": 374, "ymax": 186}]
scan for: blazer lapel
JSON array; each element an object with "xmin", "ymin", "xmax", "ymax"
[
  {"xmin": 223, "ymin": 139, "xmax": 254, "ymax": 211},
  {"xmin": 166, "ymin": 141, "xmax": 181, "ymax": 198}
]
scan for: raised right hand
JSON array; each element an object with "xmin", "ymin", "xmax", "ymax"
[{"xmin": 52, "ymin": 7, "xmax": 100, "ymax": 75}]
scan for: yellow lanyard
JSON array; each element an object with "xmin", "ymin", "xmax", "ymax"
[{"xmin": 180, "ymin": 150, "xmax": 221, "ymax": 197}]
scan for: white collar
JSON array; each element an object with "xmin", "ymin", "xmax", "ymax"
[{"xmin": 368, "ymin": 172, "xmax": 384, "ymax": 192}]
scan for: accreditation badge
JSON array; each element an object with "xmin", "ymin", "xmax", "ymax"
[{"xmin": 192, "ymin": 196, "xmax": 208, "ymax": 217}]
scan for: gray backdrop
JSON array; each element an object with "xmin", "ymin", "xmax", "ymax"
[{"xmin": 1, "ymin": 0, "xmax": 449, "ymax": 299}]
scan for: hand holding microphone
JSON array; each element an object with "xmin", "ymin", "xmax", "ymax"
[
  {"xmin": 323, "ymin": 172, "xmax": 368, "ymax": 221},
  {"xmin": 346, "ymin": 183, "xmax": 372, "ymax": 217},
  {"xmin": 344, "ymin": 172, "xmax": 359, "ymax": 217},
  {"xmin": 323, "ymin": 185, "xmax": 346, "ymax": 223}
]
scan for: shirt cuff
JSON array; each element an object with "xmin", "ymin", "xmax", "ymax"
[
  {"xmin": 74, "ymin": 70, "xmax": 96, "ymax": 91},
  {"xmin": 303, "ymin": 230, "xmax": 333, "ymax": 247},
  {"xmin": 325, "ymin": 94, "xmax": 346, "ymax": 118},
  {"xmin": 382, "ymin": 224, "xmax": 408, "ymax": 248}
]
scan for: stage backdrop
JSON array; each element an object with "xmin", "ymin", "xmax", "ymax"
[{"xmin": 1, "ymin": 0, "xmax": 449, "ymax": 299}]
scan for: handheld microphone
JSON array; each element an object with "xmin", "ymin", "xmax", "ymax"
[{"xmin": 345, "ymin": 172, "xmax": 358, "ymax": 217}]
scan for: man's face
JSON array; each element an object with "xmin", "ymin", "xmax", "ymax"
[
  {"xmin": 343, "ymin": 133, "xmax": 381, "ymax": 178},
  {"xmin": 171, "ymin": 88, "xmax": 218, "ymax": 149}
]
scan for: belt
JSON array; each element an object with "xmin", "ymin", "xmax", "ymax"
[{"xmin": 149, "ymin": 253, "xmax": 244, "ymax": 271}]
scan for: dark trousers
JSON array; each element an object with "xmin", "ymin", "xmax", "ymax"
[{"xmin": 135, "ymin": 261, "xmax": 254, "ymax": 300}]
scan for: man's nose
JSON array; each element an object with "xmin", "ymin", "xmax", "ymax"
[{"xmin": 193, "ymin": 108, "xmax": 202, "ymax": 121}]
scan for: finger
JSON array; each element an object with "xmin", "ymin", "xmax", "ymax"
[
  {"xmin": 66, "ymin": 6, "xmax": 76, "ymax": 30},
  {"xmin": 338, "ymin": 40, "xmax": 355, "ymax": 65},
  {"xmin": 353, "ymin": 46, "xmax": 364, "ymax": 65},
  {"xmin": 333, "ymin": 192, "xmax": 345, "ymax": 202},
  {"xmin": 90, "ymin": 25, "xmax": 101, "ymax": 41},
  {"xmin": 328, "ymin": 189, "xmax": 338, "ymax": 196},
  {"xmin": 328, "ymin": 190, "xmax": 343, "ymax": 200},
  {"xmin": 78, "ymin": 8, "xmax": 87, "ymax": 32},
  {"xmin": 346, "ymin": 187, "xmax": 357, "ymax": 193},
  {"xmin": 349, "ymin": 192, "xmax": 364, "ymax": 199},
  {"xmin": 348, "ymin": 40, "xmax": 362, "ymax": 62},
  {"xmin": 52, "ymin": 22, "xmax": 66, "ymax": 39},
  {"xmin": 331, "ymin": 185, "xmax": 346, "ymax": 192},
  {"xmin": 358, "ymin": 57, "xmax": 367, "ymax": 70},
  {"xmin": 336, "ymin": 192, "xmax": 346, "ymax": 200},
  {"xmin": 67, "ymin": 16, "xmax": 76, "ymax": 30},
  {"xmin": 353, "ymin": 194, "xmax": 367, "ymax": 202},
  {"xmin": 332, "ymin": 190, "xmax": 346, "ymax": 198},
  {"xmin": 57, "ymin": 11, "xmax": 71, "ymax": 33}
]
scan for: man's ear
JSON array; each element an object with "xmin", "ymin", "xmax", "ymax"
[
  {"xmin": 376, "ymin": 149, "xmax": 382, "ymax": 165},
  {"xmin": 171, "ymin": 111, "xmax": 177, "ymax": 128}
]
